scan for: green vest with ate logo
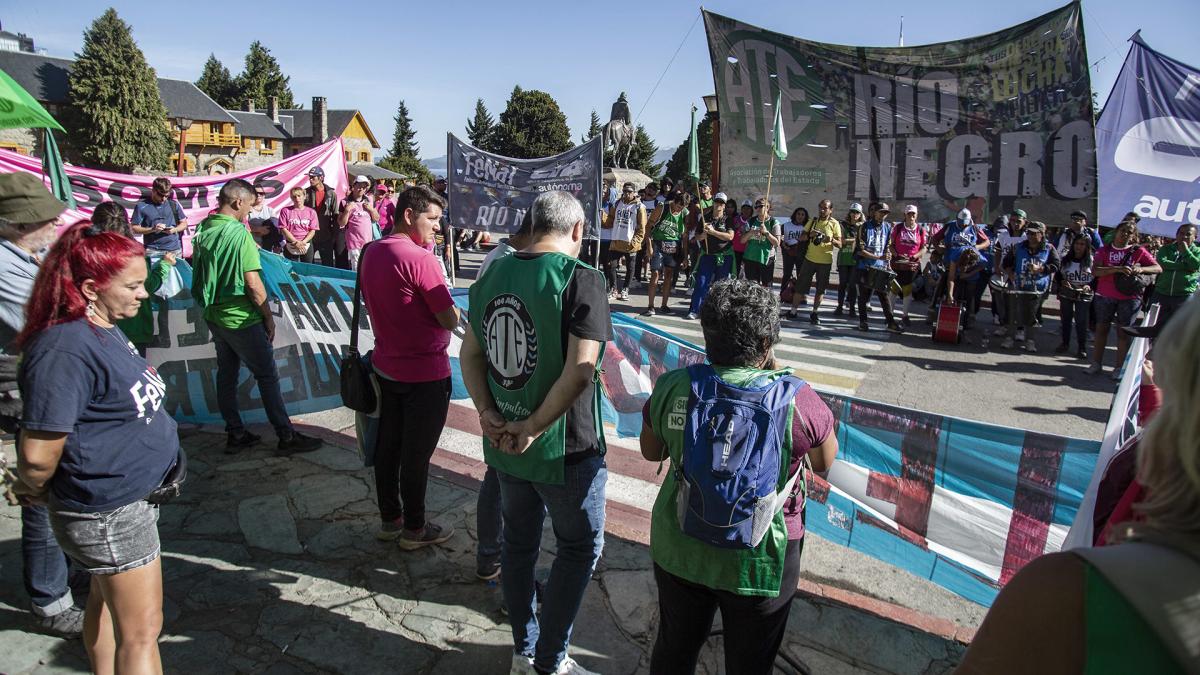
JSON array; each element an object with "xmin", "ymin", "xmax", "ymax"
[{"xmin": 467, "ymin": 252, "xmax": 605, "ymax": 485}]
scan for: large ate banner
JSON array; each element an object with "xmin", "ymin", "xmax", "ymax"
[
  {"xmin": 0, "ymin": 139, "xmax": 349, "ymax": 249},
  {"xmin": 1097, "ymin": 34, "xmax": 1200, "ymax": 236},
  {"xmin": 703, "ymin": 3, "xmax": 1096, "ymax": 226},
  {"xmin": 447, "ymin": 134, "xmax": 603, "ymax": 239}
]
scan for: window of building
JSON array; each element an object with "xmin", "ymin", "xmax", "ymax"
[
  {"xmin": 344, "ymin": 151, "xmax": 351, "ymax": 161},
  {"xmin": 171, "ymin": 154, "xmax": 194, "ymax": 173},
  {"xmin": 359, "ymin": 151, "xmax": 370, "ymax": 162}
]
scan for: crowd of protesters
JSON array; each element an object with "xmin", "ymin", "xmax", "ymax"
[
  {"xmin": 1, "ymin": 163, "xmax": 1196, "ymax": 675},
  {"xmin": 592, "ymin": 178, "xmax": 1196, "ymax": 381}
]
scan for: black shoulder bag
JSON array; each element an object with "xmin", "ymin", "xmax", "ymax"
[{"xmin": 340, "ymin": 243, "xmax": 377, "ymax": 412}]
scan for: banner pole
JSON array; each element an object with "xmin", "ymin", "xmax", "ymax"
[{"xmin": 446, "ymin": 133, "xmax": 457, "ymax": 288}]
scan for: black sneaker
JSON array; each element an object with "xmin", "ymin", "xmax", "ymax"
[
  {"xmin": 809, "ymin": 313, "xmax": 820, "ymax": 325},
  {"xmin": 36, "ymin": 606, "xmax": 84, "ymax": 638},
  {"xmin": 476, "ymin": 558, "xmax": 501, "ymax": 581},
  {"xmin": 1077, "ymin": 349, "xmax": 1089, "ymax": 361},
  {"xmin": 226, "ymin": 430, "xmax": 262, "ymax": 454},
  {"xmin": 858, "ymin": 320, "xmax": 869, "ymax": 331},
  {"xmin": 277, "ymin": 431, "xmax": 322, "ymax": 454},
  {"xmin": 833, "ymin": 307, "xmax": 844, "ymax": 316},
  {"xmin": 398, "ymin": 521, "xmax": 455, "ymax": 551},
  {"xmin": 886, "ymin": 322, "xmax": 903, "ymax": 334}
]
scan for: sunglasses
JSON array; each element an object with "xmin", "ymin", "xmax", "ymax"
[{"xmin": 255, "ymin": 191, "xmax": 265, "ymax": 195}]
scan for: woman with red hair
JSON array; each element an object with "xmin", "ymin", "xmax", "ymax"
[{"xmin": 14, "ymin": 222, "xmax": 179, "ymax": 674}]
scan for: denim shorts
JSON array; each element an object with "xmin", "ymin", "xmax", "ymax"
[
  {"xmin": 49, "ymin": 498, "xmax": 161, "ymax": 575},
  {"xmin": 650, "ymin": 239, "xmax": 681, "ymax": 271},
  {"xmin": 1094, "ymin": 294, "xmax": 1141, "ymax": 327}
]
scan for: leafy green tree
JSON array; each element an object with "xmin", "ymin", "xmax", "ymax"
[
  {"xmin": 65, "ymin": 8, "xmax": 172, "ymax": 171},
  {"xmin": 379, "ymin": 99, "xmax": 433, "ymax": 184},
  {"xmin": 195, "ymin": 54, "xmax": 236, "ymax": 108},
  {"xmin": 233, "ymin": 41, "xmax": 295, "ymax": 109},
  {"xmin": 465, "ymin": 98, "xmax": 496, "ymax": 150},
  {"xmin": 491, "ymin": 86, "xmax": 572, "ymax": 159},
  {"xmin": 663, "ymin": 111, "xmax": 715, "ymax": 186}
]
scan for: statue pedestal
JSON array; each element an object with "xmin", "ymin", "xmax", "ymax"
[{"xmin": 604, "ymin": 167, "xmax": 654, "ymax": 190}]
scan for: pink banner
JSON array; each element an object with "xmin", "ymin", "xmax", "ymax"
[{"xmin": 0, "ymin": 139, "xmax": 348, "ymax": 254}]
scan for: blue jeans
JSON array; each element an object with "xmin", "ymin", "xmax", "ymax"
[
  {"xmin": 22, "ymin": 505, "xmax": 75, "ymax": 617},
  {"xmin": 206, "ymin": 320, "xmax": 293, "ymax": 436},
  {"xmin": 689, "ymin": 254, "xmax": 734, "ymax": 315},
  {"xmin": 477, "ymin": 466, "xmax": 503, "ymax": 566},
  {"xmin": 1060, "ymin": 298, "xmax": 1091, "ymax": 350},
  {"xmin": 498, "ymin": 456, "xmax": 607, "ymax": 673}
]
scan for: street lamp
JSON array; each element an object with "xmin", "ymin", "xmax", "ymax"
[
  {"xmin": 174, "ymin": 117, "xmax": 193, "ymax": 177},
  {"xmin": 701, "ymin": 95, "xmax": 720, "ymax": 192}
]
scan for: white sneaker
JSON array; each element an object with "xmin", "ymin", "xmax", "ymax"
[
  {"xmin": 619, "ymin": 289, "xmax": 629, "ymax": 301},
  {"xmin": 1015, "ymin": 327, "xmax": 1026, "ymax": 343},
  {"xmin": 1025, "ymin": 340, "xmax": 1037, "ymax": 353},
  {"xmin": 685, "ymin": 312, "xmax": 697, "ymax": 320},
  {"xmin": 1085, "ymin": 362, "xmax": 1102, "ymax": 375},
  {"xmin": 551, "ymin": 656, "xmax": 598, "ymax": 675},
  {"xmin": 510, "ymin": 653, "xmax": 536, "ymax": 675}
]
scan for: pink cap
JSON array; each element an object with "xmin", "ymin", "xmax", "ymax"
[{"xmin": 904, "ymin": 204, "xmax": 918, "ymax": 214}]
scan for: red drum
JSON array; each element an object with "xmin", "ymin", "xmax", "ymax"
[{"xmin": 933, "ymin": 303, "xmax": 963, "ymax": 344}]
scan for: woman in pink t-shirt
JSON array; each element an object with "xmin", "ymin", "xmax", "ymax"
[
  {"xmin": 1088, "ymin": 221, "xmax": 1162, "ymax": 378},
  {"xmin": 278, "ymin": 186, "xmax": 319, "ymax": 263},
  {"xmin": 339, "ymin": 177, "xmax": 379, "ymax": 270},
  {"xmin": 374, "ymin": 184, "xmax": 397, "ymax": 235}
]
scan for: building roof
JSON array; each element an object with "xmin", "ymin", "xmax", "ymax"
[
  {"xmin": 156, "ymin": 77, "xmax": 237, "ymax": 124},
  {"xmin": 228, "ymin": 111, "xmax": 287, "ymax": 140},
  {"xmin": 347, "ymin": 162, "xmax": 406, "ymax": 181},
  {"xmin": 279, "ymin": 108, "xmax": 379, "ymax": 147},
  {"xmin": 0, "ymin": 50, "xmax": 236, "ymax": 124}
]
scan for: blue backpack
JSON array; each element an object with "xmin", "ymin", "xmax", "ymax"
[{"xmin": 676, "ymin": 364, "xmax": 806, "ymax": 549}]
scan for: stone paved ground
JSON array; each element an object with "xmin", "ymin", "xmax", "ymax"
[{"xmin": 1, "ymin": 429, "xmax": 965, "ymax": 674}]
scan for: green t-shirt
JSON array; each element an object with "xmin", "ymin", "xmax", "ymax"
[
  {"xmin": 838, "ymin": 220, "xmax": 861, "ymax": 266},
  {"xmin": 743, "ymin": 217, "xmax": 779, "ymax": 265},
  {"xmin": 652, "ymin": 206, "xmax": 687, "ymax": 241},
  {"xmin": 190, "ymin": 214, "xmax": 264, "ymax": 330},
  {"xmin": 647, "ymin": 366, "xmax": 794, "ymax": 597}
]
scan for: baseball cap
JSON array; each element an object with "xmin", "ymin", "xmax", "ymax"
[
  {"xmin": 876, "ymin": 202, "xmax": 891, "ymax": 213},
  {"xmin": 904, "ymin": 204, "xmax": 918, "ymax": 214},
  {"xmin": 307, "ymin": 166, "xmax": 325, "ymax": 178},
  {"xmin": 849, "ymin": 202, "xmax": 863, "ymax": 213},
  {"xmin": 376, "ymin": 184, "xmax": 388, "ymax": 192},
  {"xmin": 1010, "ymin": 208, "xmax": 1027, "ymax": 218},
  {"xmin": 1025, "ymin": 220, "xmax": 1047, "ymax": 233},
  {"xmin": 741, "ymin": 199, "xmax": 753, "ymax": 207},
  {"xmin": 713, "ymin": 192, "xmax": 728, "ymax": 202},
  {"xmin": 957, "ymin": 208, "xmax": 973, "ymax": 221},
  {"xmin": 353, "ymin": 175, "xmax": 370, "ymax": 185},
  {"xmin": 1070, "ymin": 210, "xmax": 1087, "ymax": 219},
  {"xmin": 699, "ymin": 180, "xmax": 711, "ymax": 188},
  {"xmin": 434, "ymin": 176, "xmax": 447, "ymax": 183},
  {"xmin": 622, "ymin": 182, "xmax": 635, "ymax": 191},
  {"xmin": 0, "ymin": 173, "xmax": 67, "ymax": 224}
]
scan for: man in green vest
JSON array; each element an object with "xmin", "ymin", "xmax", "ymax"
[{"xmin": 461, "ymin": 190, "xmax": 613, "ymax": 675}]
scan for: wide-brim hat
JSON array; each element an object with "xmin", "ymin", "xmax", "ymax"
[{"xmin": 0, "ymin": 173, "xmax": 66, "ymax": 224}]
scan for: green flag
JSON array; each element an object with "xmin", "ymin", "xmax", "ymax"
[
  {"xmin": 687, "ymin": 104, "xmax": 699, "ymax": 179},
  {"xmin": 771, "ymin": 91, "xmax": 787, "ymax": 161},
  {"xmin": 42, "ymin": 130, "xmax": 77, "ymax": 209},
  {"xmin": 0, "ymin": 68, "xmax": 64, "ymax": 132}
]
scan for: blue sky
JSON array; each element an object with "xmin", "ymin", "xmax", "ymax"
[{"xmin": 4, "ymin": 1, "xmax": 1198, "ymax": 161}]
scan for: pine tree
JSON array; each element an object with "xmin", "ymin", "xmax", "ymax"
[
  {"xmin": 581, "ymin": 109, "xmax": 601, "ymax": 143},
  {"xmin": 491, "ymin": 86, "xmax": 572, "ymax": 159},
  {"xmin": 465, "ymin": 98, "xmax": 495, "ymax": 150},
  {"xmin": 627, "ymin": 124, "xmax": 664, "ymax": 177},
  {"xmin": 65, "ymin": 8, "xmax": 172, "ymax": 171},
  {"xmin": 195, "ymin": 54, "xmax": 236, "ymax": 108},
  {"xmin": 379, "ymin": 99, "xmax": 433, "ymax": 184},
  {"xmin": 233, "ymin": 41, "xmax": 295, "ymax": 109}
]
